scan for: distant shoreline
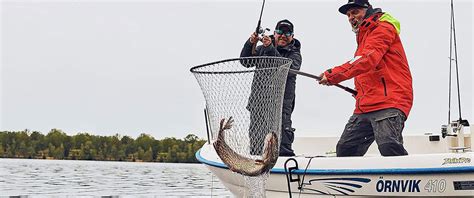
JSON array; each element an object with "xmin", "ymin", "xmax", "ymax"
[
  {"xmin": 0, "ymin": 157, "xmax": 203, "ymax": 164},
  {"xmin": 0, "ymin": 129, "xmax": 206, "ymax": 163}
]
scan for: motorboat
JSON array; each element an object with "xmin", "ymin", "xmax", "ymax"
[{"xmin": 196, "ymin": 123, "xmax": 474, "ymax": 197}]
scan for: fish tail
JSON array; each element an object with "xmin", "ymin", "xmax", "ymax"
[{"xmin": 224, "ymin": 116, "xmax": 233, "ymax": 130}]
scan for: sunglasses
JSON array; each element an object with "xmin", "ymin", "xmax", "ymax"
[{"xmin": 275, "ymin": 29, "xmax": 293, "ymax": 37}]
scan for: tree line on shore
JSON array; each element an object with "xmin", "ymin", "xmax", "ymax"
[{"xmin": 0, "ymin": 129, "xmax": 207, "ymax": 163}]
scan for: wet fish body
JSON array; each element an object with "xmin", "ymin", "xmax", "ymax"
[{"xmin": 213, "ymin": 117, "xmax": 279, "ymax": 177}]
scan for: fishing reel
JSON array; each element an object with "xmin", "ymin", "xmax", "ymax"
[
  {"xmin": 257, "ymin": 27, "xmax": 271, "ymax": 37},
  {"xmin": 441, "ymin": 119, "xmax": 470, "ymax": 138}
]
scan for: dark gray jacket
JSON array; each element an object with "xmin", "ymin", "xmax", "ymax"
[{"xmin": 240, "ymin": 36, "xmax": 302, "ymax": 120}]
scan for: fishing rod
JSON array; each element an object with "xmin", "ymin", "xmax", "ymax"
[
  {"xmin": 289, "ymin": 69, "xmax": 358, "ymax": 96},
  {"xmin": 252, "ymin": 0, "xmax": 268, "ymax": 55},
  {"xmin": 447, "ymin": 0, "xmax": 469, "ymax": 127}
]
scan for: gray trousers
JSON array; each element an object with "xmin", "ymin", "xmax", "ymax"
[
  {"xmin": 248, "ymin": 110, "xmax": 295, "ymax": 156},
  {"xmin": 336, "ymin": 108, "xmax": 409, "ymax": 157},
  {"xmin": 279, "ymin": 112, "xmax": 295, "ymax": 156}
]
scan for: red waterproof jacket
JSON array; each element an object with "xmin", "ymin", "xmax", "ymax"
[{"xmin": 325, "ymin": 13, "xmax": 413, "ymax": 117}]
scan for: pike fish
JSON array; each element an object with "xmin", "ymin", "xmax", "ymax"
[{"xmin": 213, "ymin": 117, "xmax": 279, "ymax": 177}]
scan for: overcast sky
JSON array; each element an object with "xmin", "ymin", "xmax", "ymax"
[{"xmin": 1, "ymin": 0, "xmax": 472, "ymax": 139}]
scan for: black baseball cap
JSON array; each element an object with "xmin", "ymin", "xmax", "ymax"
[
  {"xmin": 339, "ymin": 0, "xmax": 371, "ymax": 15},
  {"xmin": 275, "ymin": 19, "xmax": 294, "ymax": 33}
]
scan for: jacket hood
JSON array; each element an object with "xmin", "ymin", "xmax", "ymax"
[
  {"xmin": 360, "ymin": 12, "xmax": 401, "ymax": 35},
  {"xmin": 364, "ymin": 7, "xmax": 382, "ymax": 19},
  {"xmin": 379, "ymin": 13, "xmax": 401, "ymax": 34}
]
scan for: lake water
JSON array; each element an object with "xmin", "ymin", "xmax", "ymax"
[{"xmin": 0, "ymin": 158, "xmax": 232, "ymax": 197}]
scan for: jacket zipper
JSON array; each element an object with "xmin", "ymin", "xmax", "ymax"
[{"xmin": 381, "ymin": 77, "xmax": 387, "ymax": 96}]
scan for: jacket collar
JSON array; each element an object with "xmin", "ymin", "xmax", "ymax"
[{"xmin": 358, "ymin": 11, "xmax": 383, "ymax": 35}]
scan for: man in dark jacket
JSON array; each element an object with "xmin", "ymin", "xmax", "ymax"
[
  {"xmin": 319, "ymin": 0, "xmax": 413, "ymax": 157},
  {"xmin": 241, "ymin": 19, "xmax": 302, "ymax": 156}
]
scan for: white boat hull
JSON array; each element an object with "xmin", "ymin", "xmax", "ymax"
[{"xmin": 197, "ymin": 135, "xmax": 474, "ymax": 197}]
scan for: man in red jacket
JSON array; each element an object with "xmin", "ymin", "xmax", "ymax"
[{"xmin": 319, "ymin": 0, "xmax": 413, "ymax": 157}]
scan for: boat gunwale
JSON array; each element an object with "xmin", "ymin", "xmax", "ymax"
[{"xmin": 196, "ymin": 149, "xmax": 474, "ymax": 175}]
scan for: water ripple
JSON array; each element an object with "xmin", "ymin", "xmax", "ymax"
[{"xmin": 0, "ymin": 158, "xmax": 232, "ymax": 197}]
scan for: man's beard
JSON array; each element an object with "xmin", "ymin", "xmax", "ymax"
[
  {"xmin": 351, "ymin": 21, "xmax": 361, "ymax": 33},
  {"xmin": 277, "ymin": 38, "xmax": 289, "ymax": 47},
  {"xmin": 352, "ymin": 26, "xmax": 359, "ymax": 33}
]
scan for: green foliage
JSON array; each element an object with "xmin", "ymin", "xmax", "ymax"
[{"xmin": 0, "ymin": 129, "xmax": 206, "ymax": 163}]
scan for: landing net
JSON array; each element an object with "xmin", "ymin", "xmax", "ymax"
[
  {"xmin": 191, "ymin": 57, "xmax": 291, "ymax": 159},
  {"xmin": 191, "ymin": 57, "xmax": 292, "ymax": 196}
]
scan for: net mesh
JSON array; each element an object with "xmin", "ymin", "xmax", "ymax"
[{"xmin": 191, "ymin": 57, "xmax": 291, "ymax": 170}]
